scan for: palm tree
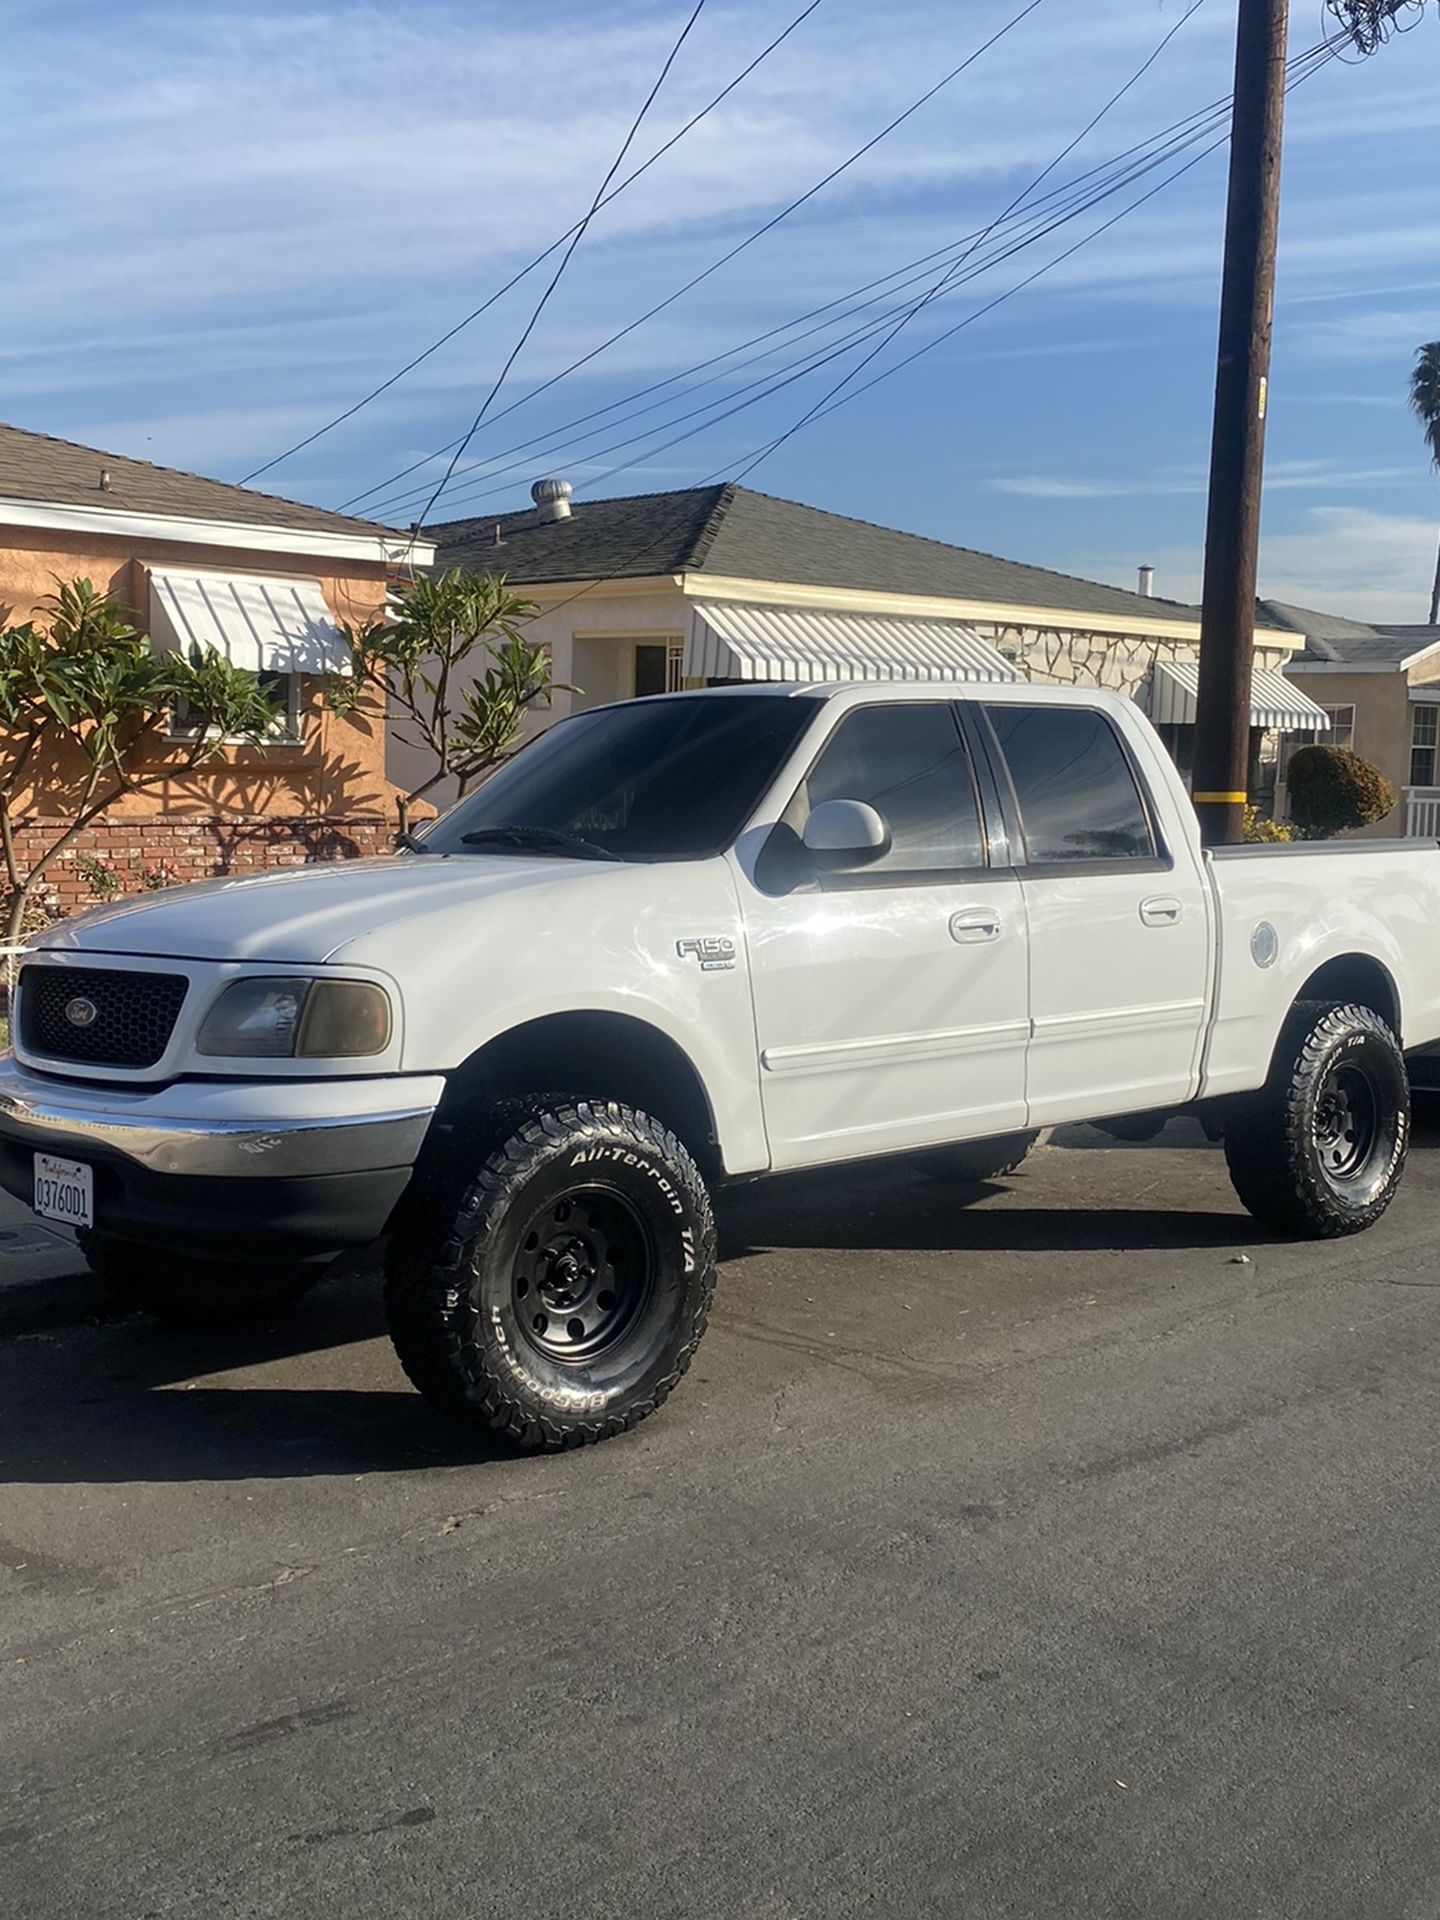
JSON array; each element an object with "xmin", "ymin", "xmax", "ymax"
[{"xmin": 1409, "ymin": 342, "xmax": 1440, "ymax": 625}]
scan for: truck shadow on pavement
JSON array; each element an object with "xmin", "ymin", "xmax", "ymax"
[
  {"xmin": 0, "ymin": 1271, "xmax": 517, "ymax": 1485},
  {"xmin": 19, "ymin": 1101, "xmax": 1440, "ymax": 1488}
]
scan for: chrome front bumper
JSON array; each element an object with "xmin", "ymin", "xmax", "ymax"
[{"xmin": 0, "ymin": 1054, "xmax": 445, "ymax": 1179}]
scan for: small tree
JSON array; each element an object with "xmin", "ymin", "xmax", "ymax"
[
  {"xmin": 1285, "ymin": 744, "xmax": 1397, "ymax": 840},
  {"xmin": 337, "ymin": 568, "xmax": 565, "ymax": 837},
  {"xmin": 0, "ymin": 578, "xmax": 279, "ymax": 943}
]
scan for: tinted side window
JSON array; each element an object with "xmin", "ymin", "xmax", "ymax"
[
  {"xmin": 985, "ymin": 705, "xmax": 1155, "ymax": 864},
  {"xmin": 801, "ymin": 704, "xmax": 984, "ymax": 872}
]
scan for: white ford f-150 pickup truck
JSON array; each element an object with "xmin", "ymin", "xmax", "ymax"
[{"xmin": 3, "ymin": 682, "xmax": 1437, "ymax": 1449}]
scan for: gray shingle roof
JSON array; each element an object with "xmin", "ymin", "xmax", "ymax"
[
  {"xmin": 433, "ymin": 482, "xmax": 1202, "ymax": 625},
  {"xmin": 1259, "ymin": 598, "xmax": 1440, "ymax": 667},
  {"xmin": 0, "ymin": 420, "xmax": 401, "ymax": 540}
]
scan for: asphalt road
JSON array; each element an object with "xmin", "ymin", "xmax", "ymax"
[{"xmin": 6, "ymin": 1117, "xmax": 1440, "ymax": 1919}]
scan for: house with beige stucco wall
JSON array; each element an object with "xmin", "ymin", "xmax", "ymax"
[
  {"xmin": 401, "ymin": 478, "xmax": 1322, "ymax": 806},
  {"xmin": 0, "ymin": 421, "xmax": 435, "ymax": 912},
  {"xmin": 1270, "ymin": 600, "xmax": 1440, "ymax": 838}
]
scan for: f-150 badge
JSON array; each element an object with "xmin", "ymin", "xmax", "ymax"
[{"xmin": 676, "ymin": 936, "xmax": 737, "ymax": 972}]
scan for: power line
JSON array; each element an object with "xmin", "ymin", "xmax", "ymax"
[
  {"xmin": 731, "ymin": 0, "xmax": 1212, "ymax": 483},
  {"xmin": 239, "ymin": 0, "xmax": 826, "ymax": 487},
  {"xmin": 382, "ymin": 46, "xmax": 1285, "ymax": 526},
  {"xmin": 353, "ymin": 31, "xmax": 1304, "ymax": 524},
  {"xmin": 353, "ymin": 81, "xmax": 1243, "ymax": 522},
  {"xmin": 516, "ymin": 37, "xmax": 1343, "ymax": 627},
  {"xmin": 392, "ymin": 104, "xmax": 1247, "ymax": 524},
  {"xmin": 357, "ymin": 0, "xmax": 1048, "ymax": 524},
  {"xmin": 409, "ymin": 0, "xmax": 711, "ymax": 538},
  {"xmin": 772, "ymin": 37, "xmax": 1340, "ymax": 449}
]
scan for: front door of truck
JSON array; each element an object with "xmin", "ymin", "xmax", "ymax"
[
  {"xmin": 978, "ymin": 700, "xmax": 1212, "ymax": 1125},
  {"xmin": 738, "ymin": 700, "xmax": 1031, "ymax": 1171}
]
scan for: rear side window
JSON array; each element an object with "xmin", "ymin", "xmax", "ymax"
[
  {"xmin": 985, "ymin": 704, "xmax": 1155, "ymax": 864},
  {"xmin": 800, "ymin": 703, "xmax": 984, "ymax": 873}
]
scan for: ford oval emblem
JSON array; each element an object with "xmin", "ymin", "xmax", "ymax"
[{"xmin": 64, "ymin": 996, "xmax": 99, "ymax": 1029}]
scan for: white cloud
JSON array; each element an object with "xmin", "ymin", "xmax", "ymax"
[
  {"xmin": 990, "ymin": 460, "xmax": 1417, "ymax": 500},
  {"xmin": 1085, "ymin": 505, "xmax": 1440, "ymax": 624}
]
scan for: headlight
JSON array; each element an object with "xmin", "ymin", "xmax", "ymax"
[{"xmin": 198, "ymin": 978, "xmax": 393, "ymax": 1058}]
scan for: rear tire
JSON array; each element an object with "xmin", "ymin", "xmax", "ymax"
[
  {"xmin": 385, "ymin": 1098, "xmax": 716, "ymax": 1451},
  {"xmin": 79, "ymin": 1231, "xmax": 322, "ymax": 1327},
  {"xmin": 1224, "ymin": 1001, "xmax": 1408, "ymax": 1238},
  {"xmin": 912, "ymin": 1130, "xmax": 1039, "ymax": 1185}
]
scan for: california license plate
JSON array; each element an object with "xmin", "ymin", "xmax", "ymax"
[{"xmin": 33, "ymin": 1153, "xmax": 93, "ymax": 1230}]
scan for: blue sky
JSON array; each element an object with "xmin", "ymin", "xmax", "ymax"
[{"xmin": 4, "ymin": 0, "xmax": 1439, "ymax": 616}]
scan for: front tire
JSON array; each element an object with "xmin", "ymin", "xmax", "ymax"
[
  {"xmin": 79, "ymin": 1231, "xmax": 323, "ymax": 1327},
  {"xmin": 1224, "ymin": 1001, "xmax": 1409, "ymax": 1238},
  {"xmin": 385, "ymin": 1099, "xmax": 717, "ymax": 1450}
]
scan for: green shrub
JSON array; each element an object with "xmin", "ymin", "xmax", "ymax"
[
  {"xmin": 1285, "ymin": 745, "xmax": 1397, "ymax": 839},
  {"xmin": 1244, "ymin": 806, "xmax": 1298, "ymax": 843}
]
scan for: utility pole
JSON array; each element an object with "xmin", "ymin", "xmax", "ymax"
[{"xmin": 1191, "ymin": 0, "xmax": 1291, "ymax": 848}]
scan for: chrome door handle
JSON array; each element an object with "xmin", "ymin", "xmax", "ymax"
[
  {"xmin": 1140, "ymin": 895, "xmax": 1183, "ymax": 927},
  {"xmin": 950, "ymin": 907, "xmax": 1003, "ymax": 944}
]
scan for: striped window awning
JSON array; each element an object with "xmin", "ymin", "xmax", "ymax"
[
  {"xmin": 148, "ymin": 567, "xmax": 351, "ymax": 676},
  {"xmin": 683, "ymin": 600, "xmax": 1019, "ymax": 685},
  {"xmin": 1143, "ymin": 659, "xmax": 1330, "ymax": 731}
]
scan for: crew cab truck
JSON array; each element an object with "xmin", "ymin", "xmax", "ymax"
[{"xmin": 2, "ymin": 683, "xmax": 1437, "ymax": 1449}]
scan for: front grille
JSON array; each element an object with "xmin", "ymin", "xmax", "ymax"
[{"xmin": 18, "ymin": 965, "xmax": 189, "ymax": 1069}]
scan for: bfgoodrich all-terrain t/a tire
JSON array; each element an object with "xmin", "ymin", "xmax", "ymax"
[
  {"xmin": 385, "ymin": 1099, "xmax": 718, "ymax": 1451},
  {"xmin": 1224, "ymin": 1000, "xmax": 1409, "ymax": 1239}
]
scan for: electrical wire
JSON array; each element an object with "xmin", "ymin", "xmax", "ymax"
[
  {"xmin": 239, "ymin": 0, "xmax": 827, "ymax": 486},
  {"xmin": 357, "ymin": 44, "xmax": 1255, "ymax": 523},
  {"xmin": 731, "ymin": 0, "xmax": 1211, "ymax": 483},
  {"xmin": 352, "ymin": 85, "xmax": 1240, "ymax": 522},
  {"xmin": 355, "ymin": 0, "xmax": 1048, "ymax": 524},
  {"xmin": 380, "ymin": 46, "xmax": 1273, "ymax": 526},
  {"xmin": 519, "ymin": 35, "xmax": 1345, "ymax": 626},
  {"xmin": 408, "ymin": 0, "xmax": 711, "ymax": 537}
]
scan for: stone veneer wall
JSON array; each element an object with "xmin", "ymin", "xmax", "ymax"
[{"xmin": 966, "ymin": 621, "xmax": 1290, "ymax": 696}]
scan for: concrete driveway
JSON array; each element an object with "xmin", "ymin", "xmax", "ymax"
[{"xmin": 5, "ymin": 1117, "xmax": 1440, "ymax": 1917}]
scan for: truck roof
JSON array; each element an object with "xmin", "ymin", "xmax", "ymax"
[{"xmin": 601, "ymin": 679, "xmax": 1139, "ymax": 716}]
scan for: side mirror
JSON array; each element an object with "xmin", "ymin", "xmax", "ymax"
[{"xmin": 801, "ymin": 798, "xmax": 890, "ymax": 869}]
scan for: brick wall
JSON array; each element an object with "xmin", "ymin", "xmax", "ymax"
[{"xmin": 15, "ymin": 815, "xmax": 397, "ymax": 919}]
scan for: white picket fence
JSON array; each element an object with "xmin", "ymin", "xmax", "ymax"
[{"xmin": 1404, "ymin": 789, "xmax": 1440, "ymax": 839}]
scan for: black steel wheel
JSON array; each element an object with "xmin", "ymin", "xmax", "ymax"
[
  {"xmin": 385, "ymin": 1098, "xmax": 716, "ymax": 1450},
  {"xmin": 79, "ymin": 1230, "xmax": 323, "ymax": 1327},
  {"xmin": 1224, "ymin": 1001, "xmax": 1409, "ymax": 1238},
  {"xmin": 511, "ymin": 1188, "xmax": 654, "ymax": 1365}
]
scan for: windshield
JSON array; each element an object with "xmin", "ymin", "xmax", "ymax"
[{"xmin": 421, "ymin": 694, "xmax": 816, "ymax": 861}]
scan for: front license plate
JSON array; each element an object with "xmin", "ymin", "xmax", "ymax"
[{"xmin": 33, "ymin": 1153, "xmax": 93, "ymax": 1230}]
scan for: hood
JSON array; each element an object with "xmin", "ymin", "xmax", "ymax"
[{"xmin": 34, "ymin": 854, "xmax": 624, "ymax": 966}]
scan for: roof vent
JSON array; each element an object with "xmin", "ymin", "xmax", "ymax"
[
  {"xmin": 1137, "ymin": 563, "xmax": 1154, "ymax": 597},
  {"xmin": 531, "ymin": 477, "xmax": 573, "ymax": 523},
  {"xmin": 98, "ymin": 468, "xmax": 112, "ymax": 492}
]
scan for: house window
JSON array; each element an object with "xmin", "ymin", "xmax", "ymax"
[
  {"xmin": 1278, "ymin": 704, "xmax": 1356, "ymax": 782},
  {"xmin": 633, "ymin": 641, "xmax": 684, "ymax": 698},
  {"xmin": 169, "ymin": 670, "xmax": 303, "ymax": 743},
  {"xmin": 1411, "ymin": 705, "xmax": 1439, "ymax": 788}
]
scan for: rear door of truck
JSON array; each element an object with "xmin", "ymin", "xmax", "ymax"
[{"xmin": 976, "ymin": 698, "xmax": 1214, "ymax": 1125}]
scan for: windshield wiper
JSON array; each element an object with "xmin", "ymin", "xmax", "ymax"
[
  {"xmin": 396, "ymin": 830, "xmax": 433, "ymax": 854},
  {"xmin": 459, "ymin": 825, "xmax": 622, "ymax": 863}
]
